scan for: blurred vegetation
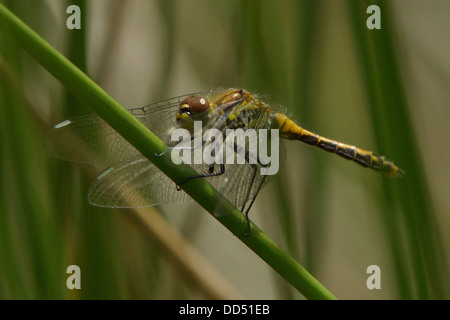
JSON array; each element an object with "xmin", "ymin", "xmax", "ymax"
[{"xmin": 0, "ymin": 0, "xmax": 448, "ymax": 299}]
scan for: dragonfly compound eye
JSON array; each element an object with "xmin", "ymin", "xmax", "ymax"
[
  {"xmin": 181, "ymin": 96, "xmax": 195, "ymax": 106},
  {"xmin": 189, "ymin": 96, "xmax": 209, "ymax": 113}
]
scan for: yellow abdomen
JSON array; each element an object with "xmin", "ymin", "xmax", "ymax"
[{"xmin": 275, "ymin": 113, "xmax": 404, "ymax": 177}]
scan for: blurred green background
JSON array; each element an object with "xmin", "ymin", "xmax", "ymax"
[{"xmin": 0, "ymin": 0, "xmax": 448, "ymax": 299}]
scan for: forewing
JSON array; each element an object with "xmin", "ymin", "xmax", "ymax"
[{"xmin": 44, "ymin": 93, "xmax": 208, "ymax": 165}]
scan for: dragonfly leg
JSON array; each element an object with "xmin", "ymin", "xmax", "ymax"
[
  {"xmin": 242, "ymin": 181, "xmax": 266, "ymax": 236},
  {"xmin": 176, "ymin": 138, "xmax": 224, "ymax": 190},
  {"xmin": 241, "ymin": 168, "xmax": 266, "ymax": 237},
  {"xmin": 242, "ymin": 205, "xmax": 253, "ymax": 237},
  {"xmin": 176, "ymin": 163, "xmax": 225, "ymax": 191}
]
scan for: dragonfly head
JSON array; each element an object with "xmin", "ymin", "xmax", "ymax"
[{"xmin": 176, "ymin": 95, "xmax": 210, "ymax": 122}]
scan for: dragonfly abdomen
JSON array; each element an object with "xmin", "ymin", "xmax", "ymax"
[{"xmin": 275, "ymin": 113, "xmax": 404, "ymax": 177}]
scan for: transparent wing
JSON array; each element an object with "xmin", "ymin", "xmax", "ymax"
[
  {"xmin": 213, "ymin": 109, "xmax": 287, "ymax": 213},
  {"xmin": 88, "ymin": 156, "xmax": 193, "ymax": 207},
  {"xmin": 86, "ymin": 136, "xmax": 285, "ymax": 209},
  {"xmin": 44, "ymin": 92, "xmax": 210, "ymax": 165},
  {"xmin": 226, "ymin": 146, "xmax": 286, "ymax": 213}
]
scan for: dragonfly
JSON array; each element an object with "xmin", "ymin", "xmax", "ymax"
[{"xmin": 46, "ymin": 88, "xmax": 404, "ymax": 235}]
